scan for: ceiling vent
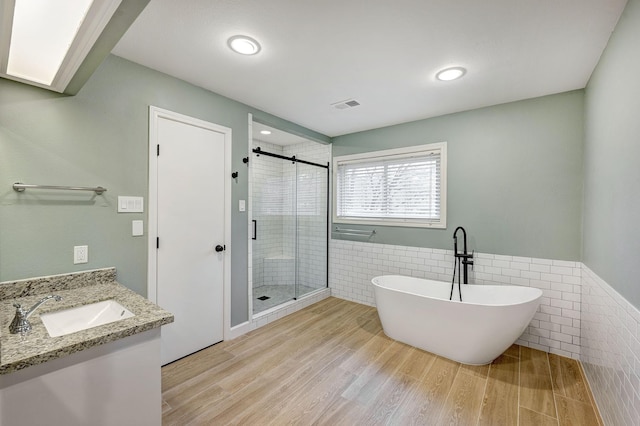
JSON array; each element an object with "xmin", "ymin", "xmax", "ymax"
[{"xmin": 331, "ymin": 99, "xmax": 361, "ymax": 110}]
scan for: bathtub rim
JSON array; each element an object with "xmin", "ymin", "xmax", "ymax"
[{"xmin": 371, "ymin": 274, "xmax": 543, "ymax": 308}]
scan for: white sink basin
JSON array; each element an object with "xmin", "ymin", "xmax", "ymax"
[{"xmin": 40, "ymin": 300, "xmax": 135, "ymax": 337}]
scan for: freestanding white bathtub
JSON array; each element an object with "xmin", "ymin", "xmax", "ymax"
[{"xmin": 372, "ymin": 275, "xmax": 543, "ymax": 365}]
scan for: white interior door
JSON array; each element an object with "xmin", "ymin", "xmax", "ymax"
[{"xmin": 149, "ymin": 108, "xmax": 229, "ymax": 365}]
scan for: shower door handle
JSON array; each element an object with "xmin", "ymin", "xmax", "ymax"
[{"xmin": 215, "ymin": 244, "xmax": 225, "ymax": 252}]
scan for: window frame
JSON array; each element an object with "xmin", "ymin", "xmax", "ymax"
[{"xmin": 332, "ymin": 142, "xmax": 447, "ymax": 229}]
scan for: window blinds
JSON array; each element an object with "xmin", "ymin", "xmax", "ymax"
[{"xmin": 336, "ymin": 151, "xmax": 441, "ymax": 222}]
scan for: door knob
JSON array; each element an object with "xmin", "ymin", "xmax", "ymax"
[{"xmin": 215, "ymin": 245, "xmax": 225, "ymax": 252}]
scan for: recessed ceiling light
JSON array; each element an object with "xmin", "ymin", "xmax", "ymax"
[
  {"xmin": 260, "ymin": 130, "xmax": 272, "ymax": 135},
  {"xmin": 436, "ymin": 67, "xmax": 467, "ymax": 81},
  {"xmin": 228, "ymin": 35, "xmax": 261, "ymax": 55}
]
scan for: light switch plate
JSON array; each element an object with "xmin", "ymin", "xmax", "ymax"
[
  {"xmin": 118, "ymin": 196, "xmax": 144, "ymax": 213},
  {"xmin": 239, "ymin": 199, "xmax": 246, "ymax": 212},
  {"xmin": 132, "ymin": 220, "xmax": 144, "ymax": 236}
]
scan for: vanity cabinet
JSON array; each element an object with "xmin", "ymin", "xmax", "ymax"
[{"xmin": 0, "ymin": 329, "xmax": 161, "ymax": 426}]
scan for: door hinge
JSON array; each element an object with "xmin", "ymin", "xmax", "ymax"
[
  {"xmin": 157, "ymin": 144, "xmax": 160, "ymax": 156},
  {"xmin": 156, "ymin": 237, "xmax": 159, "ymax": 249}
]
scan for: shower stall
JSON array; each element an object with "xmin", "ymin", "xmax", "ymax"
[{"xmin": 250, "ymin": 127, "xmax": 329, "ymax": 315}]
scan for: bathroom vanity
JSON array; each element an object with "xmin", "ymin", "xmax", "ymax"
[{"xmin": 0, "ymin": 268, "xmax": 173, "ymax": 426}]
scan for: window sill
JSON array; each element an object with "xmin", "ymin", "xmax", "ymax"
[{"xmin": 333, "ymin": 218, "xmax": 446, "ymax": 229}]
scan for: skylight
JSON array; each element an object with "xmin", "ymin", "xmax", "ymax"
[
  {"xmin": 0, "ymin": 0, "xmax": 123, "ymax": 92},
  {"xmin": 7, "ymin": 0, "xmax": 94, "ymax": 85}
]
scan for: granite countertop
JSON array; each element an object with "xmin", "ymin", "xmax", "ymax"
[{"xmin": 0, "ymin": 268, "xmax": 173, "ymax": 375}]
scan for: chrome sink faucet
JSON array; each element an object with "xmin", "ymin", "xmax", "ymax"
[{"xmin": 9, "ymin": 295, "xmax": 62, "ymax": 334}]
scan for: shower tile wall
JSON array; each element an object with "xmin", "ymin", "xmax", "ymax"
[
  {"xmin": 252, "ymin": 141, "xmax": 294, "ymax": 289},
  {"xmin": 282, "ymin": 139, "xmax": 330, "ymax": 168},
  {"xmin": 581, "ymin": 265, "xmax": 640, "ymax": 425},
  {"xmin": 329, "ymin": 238, "xmax": 582, "ymax": 359}
]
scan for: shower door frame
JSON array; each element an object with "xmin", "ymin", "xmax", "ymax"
[{"xmin": 248, "ymin": 131, "xmax": 330, "ymax": 318}]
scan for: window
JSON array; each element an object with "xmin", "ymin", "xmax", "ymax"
[{"xmin": 333, "ymin": 142, "xmax": 446, "ymax": 228}]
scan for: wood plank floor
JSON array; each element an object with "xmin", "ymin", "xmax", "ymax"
[{"xmin": 162, "ymin": 297, "xmax": 602, "ymax": 425}]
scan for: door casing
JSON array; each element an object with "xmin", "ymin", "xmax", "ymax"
[{"xmin": 147, "ymin": 106, "xmax": 232, "ymax": 341}]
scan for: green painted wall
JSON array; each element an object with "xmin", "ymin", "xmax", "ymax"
[
  {"xmin": 0, "ymin": 54, "xmax": 329, "ymax": 326},
  {"xmin": 332, "ymin": 91, "xmax": 585, "ymax": 261},
  {"xmin": 583, "ymin": 0, "xmax": 640, "ymax": 308},
  {"xmin": 3, "ymin": 4, "xmax": 636, "ymax": 323}
]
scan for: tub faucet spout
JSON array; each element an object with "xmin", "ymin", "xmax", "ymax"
[
  {"xmin": 9, "ymin": 295, "xmax": 63, "ymax": 334},
  {"xmin": 453, "ymin": 226, "xmax": 474, "ymax": 284},
  {"xmin": 451, "ymin": 226, "xmax": 474, "ymax": 301}
]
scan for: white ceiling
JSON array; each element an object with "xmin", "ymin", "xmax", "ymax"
[
  {"xmin": 252, "ymin": 122, "xmax": 311, "ymax": 146},
  {"xmin": 112, "ymin": 0, "xmax": 627, "ymax": 137}
]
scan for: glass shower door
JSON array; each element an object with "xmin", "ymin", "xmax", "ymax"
[
  {"xmin": 295, "ymin": 161, "xmax": 328, "ymax": 298},
  {"xmin": 279, "ymin": 160, "xmax": 297, "ymax": 302}
]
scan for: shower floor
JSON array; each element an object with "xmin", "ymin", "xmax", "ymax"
[{"xmin": 253, "ymin": 284, "xmax": 321, "ymax": 314}]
